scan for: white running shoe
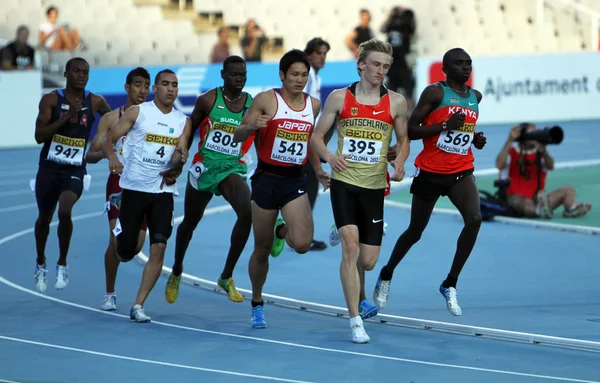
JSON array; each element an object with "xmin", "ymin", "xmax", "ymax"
[
  {"xmin": 101, "ymin": 294, "xmax": 117, "ymax": 311},
  {"xmin": 130, "ymin": 304, "xmax": 151, "ymax": 323},
  {"xmin": 373, "ymin": 274, "xmax": 391, "ymax": 310},
  {"xmin": 55, "ymin": 265, "xmax": 69, "ymax": 290},
  {"xmin": 34, "ymin": 264, "xmax": 48, "ymax": 293},
  {"xmin": 439, "ymin": 285, "xmax": 462, "ymax": 316},
  {"xmin": 350, "ymin": 318, "xmax": 370, "ymax": 344},
  {"xmin": 329, "ymin": 224, "xmax": 340, "ymax": 247}
]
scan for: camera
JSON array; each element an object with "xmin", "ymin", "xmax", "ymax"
[{"xmin": 516, "ymin": 123, "xmax": 564, "ymax": 145}]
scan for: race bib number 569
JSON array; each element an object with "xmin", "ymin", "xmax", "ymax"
[{"xmin": 436, "ymin": 124, "xmax": 474, "ymax": 155}]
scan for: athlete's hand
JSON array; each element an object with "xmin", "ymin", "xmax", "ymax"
[
  {"xmin": 251, "ymin": 115, "xmax": 270, "ymax": 130},
  {"xmin": 108, "ymin": 157, "xmax": 124, "ymax": 175},
  {"xmin": 175, "ymin": 147, "xmax": 188, "ymax": 164},
  {"xmin": 67, "ymin": 98, "xmax": 83, "ymax": 118},
  {"xmin": 473, "ymin": 132, "xmax": 486, "ymax": 150},
  {"xmin": 446, "ymin": 111, "xmax": 466, "ymax": 130},
  {"xmin": 390, "ymin": 158, "xmax": 406, "ymax": 182},
  {"xmin": 159, "ymin": 168, "xmax": 182, "ymax": 189},
  {"xmin": 316, "ymin": 170, "xmax": 331, "ymax": 191},
  {"xmin": 387, "ymin": 144, "xmax": 397, "ymax": 162},
  {"xmin": 328, "ymin": 154, "xmax": 351, "ymax": 173}
]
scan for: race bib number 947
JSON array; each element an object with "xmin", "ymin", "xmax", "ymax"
[
  {"xmin": 205, "ymin": 123, "xmax": 240, "ymax": 156},
  {"xmin": 271, "ymin": 129, "xmax": 308, "ymax": 165},
  {"xmin": 436, "ymin": 124, "xmax": 474, "ymax": 155},
  {"xmin": 47, "ymin": 134, "xmax": 85, "ymax": 166},
  {"xmin": 342, "ymin": 137, "xmax": 383, "ymax": 164}
]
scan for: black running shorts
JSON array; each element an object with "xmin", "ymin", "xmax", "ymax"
[
  {"xmin": 250, "ymin": 171, "xmax": 307, "ymax": 210},
  {"xmin": 330, "ymin": 178, "xmax": 385, "ymax": 246},
  {"xmin": 35, "ymin": 167, "xmax": 85, "ymax": 212},
  {"xmin": 410, "ymin": 168, "xmax": 474, "ymax": 200},
  {"xmin": 116, "ymin": 189, "xmax": 173, "ymax": 258}
]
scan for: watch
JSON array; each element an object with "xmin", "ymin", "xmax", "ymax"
[{"xmin": 442, "ymin": 120, "xmax": 447, "ymax": 130}]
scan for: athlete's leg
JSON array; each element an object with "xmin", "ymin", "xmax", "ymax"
[
  {"xmin": 56, "ymin": 190, "xmax": 80, "ymax": 267},
  {"xmin": 303, "ymin": 164, "xmax": 327, "ymax": 251},
  {"xmin": 278, "ymin": 194, "xmax": 314, "ymax": 254},
  {"xmin": 507, "ymin": 194, "xmax": 538, "ymax": 217},
  {"xmin": 444, "ymin": 174, "xmax": 482, "ymax": 288},
  {"xmin": 546, "ymin": 186, "xmax": 592, "ymax": 217},
  {"xmin": 218, "ymin": 173, "xmax": 252, "ymax": 280},
  {"xmin": 104, "ymin": 221, "xmax": 146, "ymax": 294}
]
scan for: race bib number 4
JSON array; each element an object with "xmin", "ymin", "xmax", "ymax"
[
  {"xmin": 436, "ymin": 124, "xmax": 475, "ymax": 155},
  {"xmin": 205, "ymin": 123, "xmax": 240, "ymax": 156},
  {"xmin": 342, "ymin": 137, "xmax": 383, "ymax": 164},
  {"xmin": 142, "ymin": 132, "xmax": 178, "ymax": 166},
  {"xmin": 47, "ymin": 134, "xmax": 85, "ymax": 166},
  {"xmin": 271, "ymin": 129, "xmax": 308, "ymax": 165}
]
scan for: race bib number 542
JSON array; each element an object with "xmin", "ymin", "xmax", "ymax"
[
  {"xmin": 47, "ymin": 134, "xmax": 85, "ymax": 166},
  {"xmin": 436, "ymin": 125, "xmax": 474, "ymax": 155},
  {"xmin": 271, "ymin": 129, "xmax": 308, "ymax": 165}
]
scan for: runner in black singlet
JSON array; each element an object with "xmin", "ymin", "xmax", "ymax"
[{"xmin": 33, "ymin": 57, "xmax": 111, "ymax": 294}]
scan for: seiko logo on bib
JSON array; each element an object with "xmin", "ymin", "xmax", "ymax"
[{"xmin": 142, "ymin": 133, "xmax": 178, "ymax": 166}]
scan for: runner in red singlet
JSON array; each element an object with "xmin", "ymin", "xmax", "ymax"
[
  {"xmin": 374, "ymin": 48, "xmax": 487, "ymax": 317},
  {"xmin": 85, "ymin": 67, "xmax": 151, "ymax": 311},
  {"xmin": 233, "ymin": 49, "xmax": 330, "ymax": 329}
]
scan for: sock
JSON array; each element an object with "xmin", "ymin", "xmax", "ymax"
[
  {"xmin": 442, "ymin": 274, "xmax": 458, "ymax": 289},
  {"xmin": 380, "ymin": 265, "xmax": 393, "ymax": 281},
  {"xmin": 105, "ymin": 292, "xmax": 116, "ymax": 297},
  {"xmin": 251, "ymin": 300, "xmax": 263, "ymax": 308}
]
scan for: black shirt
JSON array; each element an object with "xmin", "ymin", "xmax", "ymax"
[{"xmin": 1, "ymin": 42, "xmax": 35, "ymax": 69}]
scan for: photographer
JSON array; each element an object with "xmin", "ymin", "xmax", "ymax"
[
  {"xmin": 380, "ymin": 6, "xmax": 416, "ymax": 109},
  {"xmin": 495, "ymin": 123, "xmax": 591, "ymax": 219}
]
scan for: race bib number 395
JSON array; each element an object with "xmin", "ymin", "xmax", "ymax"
[
  {"xmin": 436, "ymin": 125, "xmax": 474, "ymax": 156},
  {"xmin": 205, "ymin": 123, "xmax": 240, "ymax": 156},
  {"xmin": 142, "ymin": 132, "xmax": 178, "ymax": 166},
  {"xmin": 271, "ymin": 129, "xmax": 308, "ymax": 165},
  {"xmin": 342, "ymin": 137, "xmax": 383, "ymax": 164},
  {"xmin": 47, "ymin": 134, "xmax": 85, "ymax": 166}
]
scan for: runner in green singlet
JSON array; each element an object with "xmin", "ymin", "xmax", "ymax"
[{"xmin": 165, "ymin": 56, "xmax": 254, "ymax": 304}]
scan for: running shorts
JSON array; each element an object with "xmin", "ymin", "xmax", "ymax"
[
  {"xmin": 35, "ymin": 167, "xmax": 85, "ymax": 212},
  {"xmin": 410, "ymin": 167, "xmax": 474, "ymax": 200},
  {"xmin": 188, "ymin": 160, "xmax": 248, "ymax": 196},
  {"xmin": 250, "ymin": 171, "xmax": 307, "ymax": 210}
]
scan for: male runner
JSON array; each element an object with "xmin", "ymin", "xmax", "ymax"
[
  {"xmin": 233, "ymin": 49, "xmax": 329, "ymax": 329},
  {"xmin": 164, "ymin": 56, "xmax": 253, "ymax": 304},
  {"xmin": 302, "ymin": 37, "xmax": 330, "ymax": 251},
  {"xmin": 102, "ymin": 69, "xmax": 192, "ymax": 322},
  {"xmin": 85, "ymin": 67, "xmax": 151, "ymax": 311},
  {"xmin": 374, "ymin": 47, "xmax": 487, "ymax": 317},
  {"xmin": 311, "ymin": 38, "xmax": 410, "ymax": 343},
  {"xmin": 33, "ymin": 57, "xmax": 111, "ymax": 293}
]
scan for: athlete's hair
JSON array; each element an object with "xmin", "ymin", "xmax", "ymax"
[
  {"xmin": 442, "ymin": 48, "xmax": 467, "ymax": 68},
  {"xmin": 356, "ymin": 38, "xmax": 393, "ymax": 76},
  {"xmin": 279, "ymin": 49, "xmax": 310, "ymax": 77},
  {"xmin": 126, "ymin": 67, "xmax": 150, "ymax": 84},
  {"xmin": 65, "ymin": 57, "xmax": 88, "ymax": 72},
  {"xmin": 222, "ymin": 55, "xmax": 246, "ymax": 71},
  {"xmin": 46, "ymin": 6, "xmax": 57, "ymax": 15},
  {"xmin": 154, "ymin": 69, "xmax": 176, "ymax": 84},
  {"xmin": 304, "ymin": 37, "xmax": 330, "ymax": 56}
]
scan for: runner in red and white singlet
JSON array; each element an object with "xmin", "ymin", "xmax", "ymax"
[
  {"xmin": 376, "ymin": 48, "xmax": 488, "ymax": 318},
  {"xmin": 85, "ymin": 67, "xmax": 151, "ymax": 312},
  {"xmin": 233, "ymin": 49, "xmax": 330, "ymax": 330}
]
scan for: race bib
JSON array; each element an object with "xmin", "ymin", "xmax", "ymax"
[
  {"xmin": 342, "ymin": 137, "xmax": 383, "ymax": 164},
  {"xmin": 271, "ymin": 129, "xmax": 308, "ymax": 165},
  {"xmin": 142, "ymin": 132, "xmax": 178, "ymax": 167},
  {"xmin": 188, "ymin": 162, "xmax": 206, "ymax": 180},
  {"xmin": 436, "ymin": 124, "xmax": 475, "ymax": 155},
  {"xmin": 205, "ymin": 122, "xmax": 240, "ymax": 156},
  {"xmin": 47, "ymin": 134, "xmax": 85, "ymax": 166}
]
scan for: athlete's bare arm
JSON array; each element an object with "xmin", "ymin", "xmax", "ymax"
[
  {"xmin": 92, "ymin": 94, "xmax": 112, "ymax": 116},
  {"xmin": 311, "ymin": 89, "xmax": 348, "ymax": 173},
  {"xmin": 233, "ymin": 91, "xmax": 272, "ymax": 143},
  {"xmin": 389, "ymin": 92, "xmax": 409, "ymax": 181},
  {"xmin": 102, "ymin": 105, "xmax": 140, "ymax": 164},
  {"xmin": 85, "ymin": 110, "xmax": 118, "ymax": 164},
  {"xmin": 188, "ymin": 90, "xmax": 216, "ymax": 150},
  {"xmin": 34, "ymin": 92, "xmax": 79, "ymax": 144},
  {"xmin": 408, "ymin": 84, "xmax": 465, "ymax": 140},
  {"xmin": 171, "ymin": 117, "xmax": 193, "ymax": 170}
]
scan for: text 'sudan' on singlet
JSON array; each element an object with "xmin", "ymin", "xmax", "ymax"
[
  {"xmin": 193, "ymin": 87, "xmax": 254, "ymax": 165},
  {"xmin": 414, "ymin": 82, "xmax": 479, "ymax": 174},
  {"xmin": 333, "ymin": 82, "xmax": 394, "ymax": 190},
  {"xmin": 255, "ymin": 89, "xmax": 314, "ymax": 177},
  {"xmin": 38, "ymin": 89, "xmax": 96, "ymax": 171}
]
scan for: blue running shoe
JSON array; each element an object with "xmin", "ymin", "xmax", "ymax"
[
  {"xmin": 439, "ymin": 284, "xmax": 462, "ymax": 316},
  {"xmin": 359, "ymin": 299, "xmax": 378, "ymax": 320},
  {"xmin": 251, "ymin": 305, "xmax": 267, "ymax": 328}
]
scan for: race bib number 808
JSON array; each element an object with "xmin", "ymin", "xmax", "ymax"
[{"xmin": 205, "ymin": 123, "xmax": 240, "ymax": 156}]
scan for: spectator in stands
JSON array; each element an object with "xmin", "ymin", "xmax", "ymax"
[
  {"xmin": 381, "ymin": 6, "xmax": 416, "ymax": 110},
  {"xmin": 1, "ymin": 26, "xmax": 35, "ymax": 70},
  {"xmin": 495, "ymin": 123, "xmax": 592, "ymax": 219},
  {"xmin": 210, "ymin": 27, "xmax": 230, "ymax": 63},
  {"xmin": 241, "ymin": 19, "xmax": 267, "ymax": 62},
  {"xmin": 39, "ymin": 6, "xmax": 82, "ymax": 51},
  {"xmin": 345, "ymin": 9, "xmax": 374, "ymax": 58}
]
